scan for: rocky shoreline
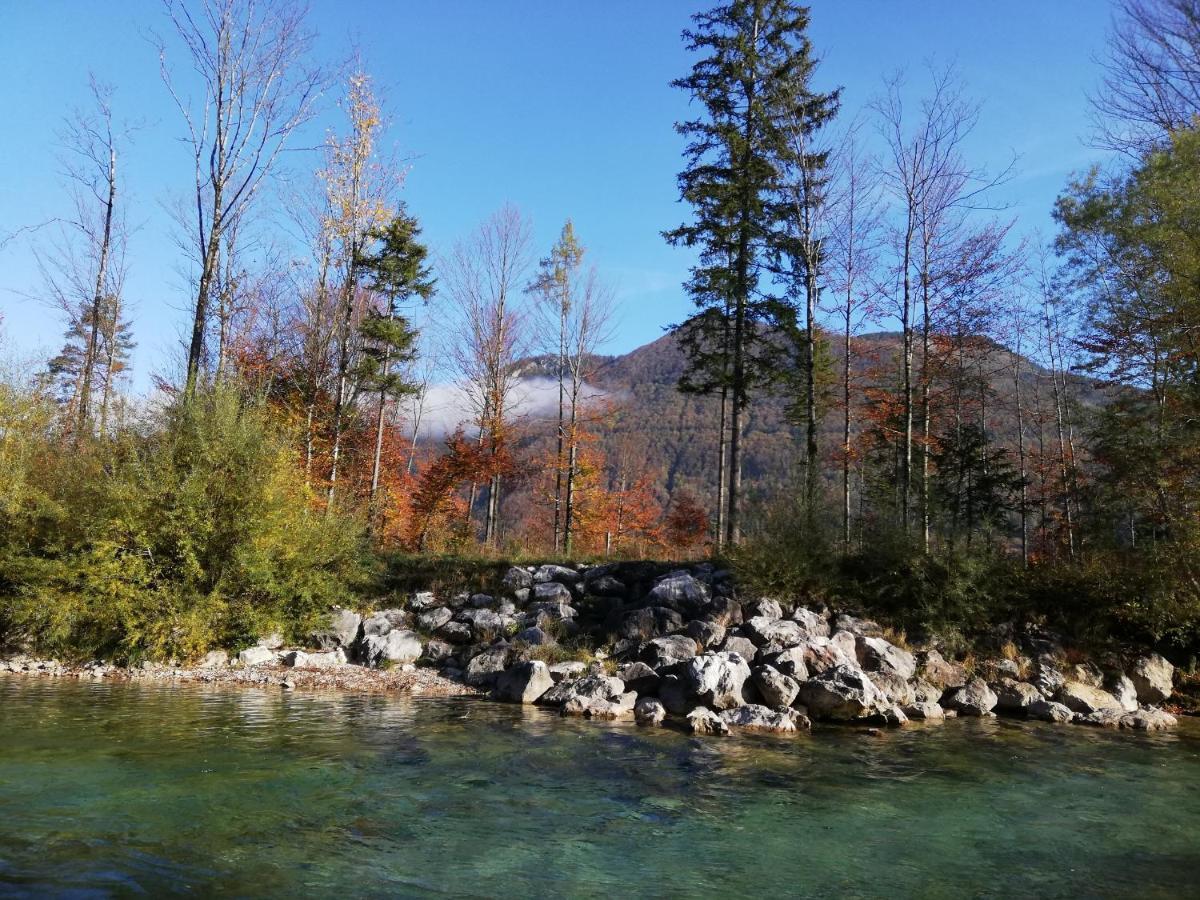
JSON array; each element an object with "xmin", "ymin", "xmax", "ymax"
[{"xmin": 1, "ymin": 561, "xmax": 1182, "ymax": 735}]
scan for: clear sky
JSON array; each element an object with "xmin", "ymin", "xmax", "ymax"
[{"xmin": 0, "ymin": 1, "xmax": 1115, "ymax": 390}]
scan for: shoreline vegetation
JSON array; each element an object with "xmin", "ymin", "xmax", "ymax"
[{"xmin": 3, "ymin": 561, "xmax": 1184, "ymax": 738}]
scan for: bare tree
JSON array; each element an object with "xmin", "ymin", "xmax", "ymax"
[
  {"xmin": 444, "ymin": 205, "xmax": 533, "ymax": 547},
  {"xmin": 1093, "ymin": 0, "xmax": 1200, "ymax": 155},
  {"xmin": 157, "ymin": 0, "xmax": 324, "ymax": 394}
]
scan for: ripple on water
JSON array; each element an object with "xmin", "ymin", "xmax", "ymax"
[{"xmin": 0, "ymin": 677, "xmax": 1198, "ymax": 898}]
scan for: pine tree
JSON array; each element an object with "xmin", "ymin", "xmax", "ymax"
[{"xmin": 666, "ymin": 0, "xmax": 836, "ymax": 544}]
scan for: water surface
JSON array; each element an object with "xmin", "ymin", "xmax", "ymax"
[{"xmin": 1, "ymin": 678, "xmax": 1197, "ymax": 898}]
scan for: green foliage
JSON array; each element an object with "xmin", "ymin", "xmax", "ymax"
[{"xmin": 0, "ymin": 382, "xmax": 366, "ymax": 662}]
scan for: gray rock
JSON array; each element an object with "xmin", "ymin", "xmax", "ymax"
[
  {"xmin": 720, "ymin": 634, "xmax": 760, "ymax": 662},
  {"xmin": 1069, "ymin": 661, "xmax": 1104, "ymax": 687},
  {"xmin": 532, "ymin": 582, "xmax": 574, "ymax": 605},
  {"xmin": 586, "ymin": 575, "xmax": 627, "ymax": 598},
  {"xmin": 685, "ymin": 619, "xmax": 727, "ymax": 649},
  {"xmin": 494, "ymin": 661, "xmax": 555, "ymax": 704},
  {"xmin": 408, "ymin": 591, "xmax": 439, "ymax": 612},
  {"xmin": 540, "ymin": 672, "xmax": 626, "ymax": 707},
  {"xmin": 868, "ymin": 671, "xmax": 915, "ymax": 706},
  {"xmin": 438, "ymin": 621, "xmax": 473, "ymax": 644},
  {"xmin": 686, "ymin": 706, "xmax": 729, "ymax": 736},
  {"xmin": 796, "ymin": 665, "xmax": 887, "ymax": 720},
  {"xmin": 704, "ymin": 596, "xmax": 744, "ymax": 627},
  {"xmin": 992, "ymin": 678, "xmax": 1043, "ymax": 713},
  {"xmin": 903, "ymin": 701, "xmax": 945, "ymax": 720},
  {"xmin": 855, "ymin": 635, "xmax": 917, "ymax": 680},
  {"xmin": 1056, "ymin": 681, "xmax": 1123, "ymax": 715},
  {"xmin": 237, "ymin": 646, "xmax": 277, "ymax": 667},
  {"xmin": 533, "ymin": 564, "xmax": 581, "ymax": 585},
  {"xmin": 743, "ymin": 616, "xmax": 808, "ymax": 649},
  {"xmin": 617, "ymin": 661, "xmax": 660, "ymax": 694},
  {"xmin": 197, "ymin": 650, "xmax": 228, "ymax": 669},
  {"xmin": 720, "ymin": 704, "xmax": 808, "ymax": 734},
  {"xmin": 311, "ymin": 608, "xmax": 362, "ymax": 650},
  {"xmin": 832, "ymin": 614, "xmax": 882, "ymax": 637},
  {"xmin": 1078, "ymin": 706, "xmax": 1125, "ymax": 728},
  {"xmin": 911, "ymin": 679, "xmax": 943, "ymax": 705},
  {"xmin": 468, "ymin": 593, "xmax": 494, "ymax": 608},
  {"xmin": 562, "ymin": 691, "xmax": 637, "ymax": 719},
  {"xmin": 790, "ymin": 607, "xmax": 830, "ymax": 637},
  {"xmin": 641, "ymin": 635, "xmax": 699, "ymax": 669},
  {"xmin": 417, "ymin": 607, "xmax": 453, "ymax": 632},
  {"xmin": 361, "ymin": 630, "xmax": 423, "ymax": 668},
  {"xmin": 744, "ymin": 598, "xmax": 784, "ymax": 620},
  {"xmin": 647, "ymin": 572, "xmax": 710, "ymax": 613},
  {"xmin": 766, "ymin": 646, "xmax": 810, "ymax": 681},
  {"xmin": 361, "ymin": 612, "xmax": 394, "ymax": 638},
  {"xmin": 1032, "ymin": 659, "xmax": 1066, "ymax": 697},
  {"xmin": 464, "ymin": 646, "xmax": 512, "ymax": 687},
  {"xmin": 943, "ymin": 677, "xmax": 998, "ymax": 716},
  {"xmin": 1129, "ymin": 654, "xmax": 1174, "ymax": 704},
  {"xmin": 635, "ymin": 697, "xmax": 667, "ymax": 726},
  {"xmin": 684, "ymin": 652, "xmax": 752, "ymax": 710},
  {"xmin": 753, "ymin": 665, "xmax": 800, "ymax": 708},
  {"xmin": 502, "ymin": 566, "xmax": 534, "ymax": 592},
  {"xmin": 618, "ymin": 607, "xmax": 685, "ymax": 641},
  {"xmin": 421, "ymin": 640, "xmax": 455, "ymax": 663},
  {"xmin": 547, "ymin": 661, "xmax": 587, "ymax": 682},
  {"xmin": 515, "ymin": 626, "xmax": 555, "ymax": 646},
  {"xmin": 459, "ymin": 608, "xmax": 505, "ymax": 636},
  {"xmin": 1106, "ymin": 673, "xmax": 1139, "ymax": 713},
  {"xmin": 918, "ymin": 648, "xmax": 967, "ymax": 689},
  {"xmin": 1028, "ymin": 699, "xmax": 1075, "ymax": 723},
  {"xmin": 1120, "ymin": 707, "xmax": 1177, "ymax": 731},
  {"xmin": 257, "ymin": 632, "xmax": 284, "ymax": 650},
  {"xmin": 792, "ymin": 635, "xmax": 856, "ymax": 677}
]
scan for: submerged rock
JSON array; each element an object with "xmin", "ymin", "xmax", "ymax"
[
  {"xmin": 686, "ymin": 706, "xmax": 729, "ymax": 736},
  {"xmin": 540, "ymin": 672, "xmax": 626, "ymax": 707},
  {"xmin": 1027, "ymin": 699, "xmax": 1075, "ymax": 724},
  {"xmin": 634, "ymin": 697, "xmax": 666, "ymax": 727},
  {"xmin": 720, "ymin": 704, "xmax": 808, "ymax": 734},
  {"xmin": 1120, "ymin": 707, "xmax": 1177, "ymax": 731},
  {"xmin": 563, "ymin": 690, "xmax": 637, "ymax": 719},
  {"xmin": 903, "ymin": 702, "xmax": 945, "ymax": 721}
]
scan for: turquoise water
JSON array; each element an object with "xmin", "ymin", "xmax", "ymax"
[{"xmin": 0, "ymin": 678, "xmax": 1198, "ymax": 898}]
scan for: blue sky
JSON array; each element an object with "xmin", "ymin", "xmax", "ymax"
[{"xmin": 0, "ymin": 1, "xmax": 1115, "ymax": 389}]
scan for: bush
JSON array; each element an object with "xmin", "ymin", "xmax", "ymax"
[{"xmin": 0, "ymin": 384, "xmax": 367, "ymax": 661}]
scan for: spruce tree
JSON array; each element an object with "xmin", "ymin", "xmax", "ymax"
[{"xmin": 666, "ymin": 0, "xmax": 838, "ymax": 544}]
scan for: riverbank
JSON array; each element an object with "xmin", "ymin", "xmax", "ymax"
[{"xmin": 1, "ymin": 560, "xmax": 1185, "ymax": 736}]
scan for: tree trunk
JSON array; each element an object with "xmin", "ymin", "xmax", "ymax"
[{"xmin": 78, "ymin": 143, "xmax": 116, "ymax": 436}]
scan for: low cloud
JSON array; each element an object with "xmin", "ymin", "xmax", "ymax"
[{"xmin": 405, "ymin": 376, "xmax": 612, "ymax": 438}]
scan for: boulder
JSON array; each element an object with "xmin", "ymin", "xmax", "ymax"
[
  {"xmin": 438, "ymin": 621, "xmax": 473, "ymax": 644},
  {"xmin": 855, "ymin": 636, "xmax": 917, "ymax": 680},
  {"xmin": 992, "ymin": 678, "xmax": 1043, "ymax": 714},
  {"xmin": 197, "ymin": 650, "xmax": 228, "ymax": 669},
  {"xmin": 458, "ymin": 608, "xmax": 504, "ymax": 636},
  {"xmin": 943, "ymin": 677, "xmax": 998, "ymax": 716},
  {"xmin": 743, "ymin": 598, "xmax": 784, "ymax": 620},
  {"xmin": 1070, "ymin": 661, "xmax": 1105, "ymax": 687},
  {"xmin": 647, "ymin": 572, "xmax": 710, "ymax": 615},
  {"xmin": 540, "ymin": 672, "xmax": 626, "ymax": 707},
  {"xmin": 704, "ymin": 597, "xmax": 744, "ymax": 628},
  {"xmin": 1027, "ymin": 699, "xmax": 1075, "ymax": 724},
  {"xmin": 743, "ymin": 616, "xmax": 808, "ymax": 649},
  {"xmin": 463, "ymin": 646, "xmax": 512, "ymax": 686},
  {"xmin": 562, "ymin": 691, "xmax": 637, "ymax": 719},
  {"xmin": 868, "ymin": 671, "xmax": 915, "ymax": 706},
  {"xmin": 421, "ymin": 640, "xmax": 455, "ymax": 664},
  {"xmin": 833, "ymin": 614, "xmax": 882, "ymax": 637},
  {"xmin": 310, "ymin": 608, "xmax": 362, "ymax": 650},
  {"xmin": 618, "ymin": 607, "xmax": 685, "ymax": 642},
  {"xmin": 918, "ymin": 648, "xmax": 967, "ymax": 689},
  {"xmin": 417, "ymin": 607, "xmax": 453, "ymax": 632},
  {"xmin": 1078, "ymin": 707, "xmax": 1125, "ymax": 728},
  {"xmin": 753, "ymin": 665, "xmax": 800, "ymax": 708},
  {"xmin": 548, "ymin": 661, "xmax": 587, "ymax": 682},
  {"xmin": 685, "ymin": 619, "xmax": 727, "ymax": 650},
  {"xmin": 793, "ymin": 635, "xmax": 856, "ymax": 677},
  {"xmin": 686, "ymin": 706, "xmax": 729, "ymax": 736},
  {"xmin": 1056, "ymin": 681, "xmax": 1123, "ymax": 716},
  {"xmin": 684, "ymin": 652, "xmax": 752, "ymax": 710},
  {"xmin": 1106, "ymin": 673, "xmax": 1139, "ymax": 713},
  {"xmin": 408, "ymin": 591, "xmax": 439, "ymax": 612},
  {"xmin": 903, "ymin": 702, "xmax": 945, "ymax": 721},
  {"xmin": 1032, "ymin": 659, "xmax": 1066, "ymax": 698},
  {"xmin": 641, "ymin": 635, "xmax": 698, "ymax": 669},
  {"xmin": 237, "ymin": 646, "xmax": 277, "ymax": 667},
  {"xmin": 502, "ymin": 566, "xmax": 534, "ymax": 592},
  {"xmin": 1129, "ymin": 654, "xmax": 1174, "ymax": 704},
  {"xmin": 911, "ymin": 679, "xmax": 943, "ymax": 705},
  {"xmin": 796, "ymin": 665, "xmax": 887, "ymax": 720},
  {"xmin": 361, "ymin": 612, "xmax": 394, "ymax": 638},
  {"xmin": 531, "ymin": 582, "xmax": 574, "ymax": 605},
  {"xmin": 720, "ymin": 635, "xmax": 759, "ymax": 662},
  {"xmin": 257, "ymin": 632, "xmax": 284, "ymax": 650},
  {"xmin": 617, "ymin": 661, "xmax": 660, "ymax": 694},
  {"xmin": 494, "ymin": 661, "xmax": 555, "ymax": 704},
  {"xmin": 586, "ymin": 575, "xmax": 627, "ymax": 598},
  {"xmin": 720, "ymin": 704, "xmax": 808, "ymax": 734},
  {"xmin": 790, "ymin": 607, "xmax": 830, "ymax": 638},
  {"xmin": 533, "ymin": 564, "xmax": 580, "ymax": 585},
  {"xmin": 765, "ymin": 645, "xmax": 810, "ymax": 681},
  {"xmin": 514, "ymin": 626, "xmax": 554, "ymax": 646},
  {"xmin": 1120, "ymin": 707, "xmax": 1177, "ymax": 731},
  {"xmin": 635, "ymin": 697, "xmax": 667, "ymax": 727},
  {"xmin": 870, "ymin": 705, "xmax": 909, "ymax": 727},
  {"xmin": 361, "ymin": 630, "xmax": 423, "ymax": 668}
]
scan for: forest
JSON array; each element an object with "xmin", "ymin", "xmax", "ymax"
[{"xmin": 2, "ymin": 0, "xmax": 1200, "ymax": 666}]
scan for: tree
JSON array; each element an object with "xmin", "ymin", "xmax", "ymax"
[
  {"xmin": 1093, "ymin": 0, "xmax": 1200, "ymax": 155},
  {"xmin": 157, "ymin": 0, "xmax": 324, "ymax": 394},
  {"xmin": 444, "ymin": 205, "xmax": 533, "ymax": 547},
  {"xmin": 667, "ymin": 0, "xmax": 830, "ymax": 545},
  {"xmin": 355, "ymin": 208, "xmax": 434, "ymax": 520}
]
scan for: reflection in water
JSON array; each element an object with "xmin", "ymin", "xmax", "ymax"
[{"xmin": 0, "ymin": 677, "xmax": 1198, "ymax": 898}]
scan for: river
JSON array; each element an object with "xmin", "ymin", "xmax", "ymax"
[{"xmin": 0, "ymin": 678, "xmax": 1197, "ymax": 898}]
